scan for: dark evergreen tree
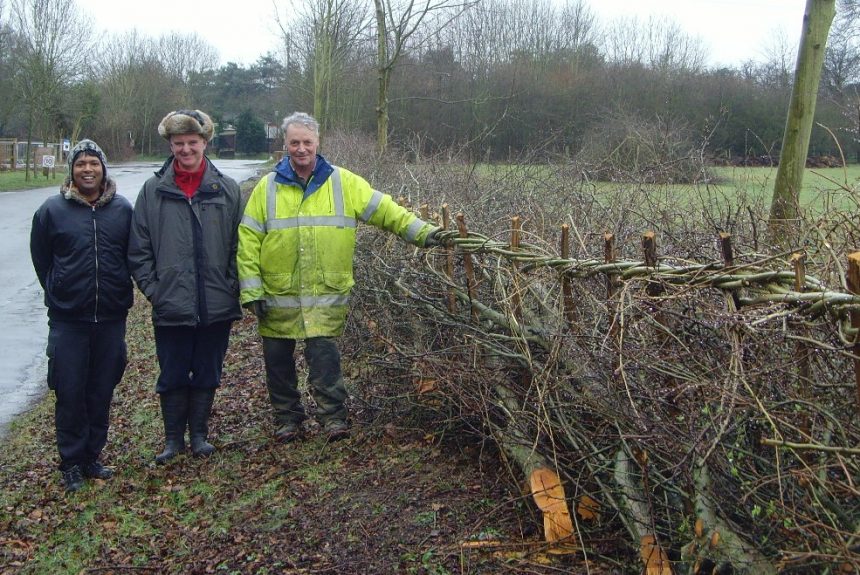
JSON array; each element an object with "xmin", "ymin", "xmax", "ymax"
[{"xmin": 234, "ymin": 109, "xmax": 266, "ymax": 154}]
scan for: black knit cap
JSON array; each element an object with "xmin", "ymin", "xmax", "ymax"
[{"xmin": 67, "ymin": 139, "xmax": 108, "ymax": 178}]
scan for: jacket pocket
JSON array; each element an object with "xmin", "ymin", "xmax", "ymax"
[
  {"xmin": 321, "ymin": 271, "xmax": 354, "ymax": 294},
  {"xmin": 262, "ymin": 272, "xmax": 295, "ymax": 295},
  {"xmin": 152, "ymin": 266, "xmax": 194, "ymax": 320}
]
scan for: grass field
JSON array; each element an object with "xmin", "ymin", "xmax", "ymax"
[
  {"xmin": 0, "ymin": 168, "xmax": 64, "ymax": 192},
  {"xmin": 709, "ymin": 164, "xmax": 860, "ymax": 211}
]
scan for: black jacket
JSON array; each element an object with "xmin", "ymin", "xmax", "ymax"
[
  {"xmin": 127, "ymin": 156, "xmax": 242, "ymax": 327},
  {"xmin": 30, "ymin": 178, "xmax": 134, "ymax": 322}
]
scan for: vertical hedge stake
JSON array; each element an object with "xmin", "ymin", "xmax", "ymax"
[
  {"xmin": 442, "ymin": 204, "xmax": 456, "ymax": 314},
  {"xmin": 457, "ymin": 213, "xmax": 479, "ymax": 323},
  {"xmin": 720, "ymin": 233, "xmax": 741, "ymax": 311},
  {"xmin": 847, "ymin": 252, "xmax": 860, "ymax": 411},
  {"xmin": 560, "ymin": 224, "xmax": 576, "ymax": 326},
  {"xmin": 605, "ymin": 233, "xmax": 618, "ymax": 341},
  {"xmin": 510, "ymin": 217, "xmax": 523, "ymax": 321},
  {"xmin": 790, "ymin": 252, "xmax": 810, "ymax": 384}
]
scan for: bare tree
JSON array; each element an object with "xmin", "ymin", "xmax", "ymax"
[
  {"xmin": 275, "ymin": 0, "xmax": 371, "ymax": 133},
  {"xmin": 9, "ymin": 0, "xmax": 93, "ymax": 178},
  {"xmin": 94, "ymin": 30, "xmax": 183, "ymax": 157},
  {"xmin": 156, "ymin": 32, "xmax": 220, "ymax": 101},
  {"xmin": 823, "ymin": 0, "xmax": 860, "ymax": 161},
  {"xmin": 373, "ymin": 0, "xmax": 478, "ymax": 154},
  {"xmin": 601, "ymin": 14, "xmax": 706, "ymax": 72}
]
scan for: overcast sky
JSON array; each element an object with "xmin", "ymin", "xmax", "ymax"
[{"xmin": 80, "ymin": 0, "xmax": 809, "ymax": 68}]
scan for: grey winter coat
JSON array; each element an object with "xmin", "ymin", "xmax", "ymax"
[{"xmin": 128, "ymin": 156, "xmax": 243, "ymax": 327}]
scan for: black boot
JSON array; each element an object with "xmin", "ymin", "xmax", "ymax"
[
  {"xmin": 189, "ymin": 388, "xmax": 216, "ymax": 457},
  {"xmin": 155, "ymin": 390, "xmax": 188, "ymax": 464}
]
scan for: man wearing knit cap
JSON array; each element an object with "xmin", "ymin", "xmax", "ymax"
[
  {"xmin": 128, "ymin": 109, "xmax": 242, "ymax": 464},
  {"xmin": 30, "ymin": 139, "xmax": 133, "ymax": 492}
]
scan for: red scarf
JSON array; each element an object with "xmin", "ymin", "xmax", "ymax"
[{"xmin": 174, "ymin": 159, "xmax": 206, "ymax": 199}]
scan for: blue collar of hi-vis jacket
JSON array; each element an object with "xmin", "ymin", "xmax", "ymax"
[{"xmin": 273, "ymin": 154, "xmax": 334, "ymax": 200}]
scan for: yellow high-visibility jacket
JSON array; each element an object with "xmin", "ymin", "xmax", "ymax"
[{"xmin": 237, "ymin": 155, "xmax": 437, "ymax": 339}]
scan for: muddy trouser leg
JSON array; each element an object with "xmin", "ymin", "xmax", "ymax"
[
  {"xmin": 304, "ymin": 337, "xmax": 348, "ymax": 425},
  {"xmin": 262, "ymin": 336, "xmax": 305, "ymax": 426}
]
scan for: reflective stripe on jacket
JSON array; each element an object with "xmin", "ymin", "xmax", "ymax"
[{"xmin": 238, "ymin": 155, "xmax": 436, "ymax": 339}]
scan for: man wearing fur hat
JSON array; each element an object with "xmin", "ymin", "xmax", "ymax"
[
  {"xmin": 128, "ymin": 109, "xmax": 242, "ymax": 464},
  {"xmin": 30, "ymin": 139, "xmax": 133, "ymax": 492}
]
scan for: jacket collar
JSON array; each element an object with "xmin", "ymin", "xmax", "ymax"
[
  {"xmin": 60, "ymin": 176, "xmax": 119, "ymax": 207},
  {"xmin": 273, "ymin": 154, "xmax": 333, "ymax": 198},
  {"xmin": 155, "ymin": 155, "xmax": 224, "ymax": 197}
]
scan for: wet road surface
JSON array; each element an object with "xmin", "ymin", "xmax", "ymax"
[{"xmin": 0, "ymin": 158, "xmax": 264, "ymax": 437}]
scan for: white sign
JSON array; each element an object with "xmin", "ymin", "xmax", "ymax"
[
  {"xmin": 62, "ymin": 139, "xmax": 70, "ymax": 152},
  {"xmin": 42, "ymin": 155, "xmax": 55, "ymax": 168}
]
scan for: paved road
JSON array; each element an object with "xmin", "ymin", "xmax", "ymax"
[{"xmin": 0, "ymin": 158, "xmax": 265, "ymax": 437}]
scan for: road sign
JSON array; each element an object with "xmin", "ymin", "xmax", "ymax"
[{"xmin": 41, "ymin": 155, "xmax": 55, "ymax": 168}]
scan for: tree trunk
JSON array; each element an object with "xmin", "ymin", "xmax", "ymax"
[
  {"xmin": 768, "ymin": 0, "xmax": 836, "ymax": 245},
  {"xmin": 374, "ymin": 0, "xmax": 389, "ymax": 155}
]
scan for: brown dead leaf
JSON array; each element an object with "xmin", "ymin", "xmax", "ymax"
[
  {"xmin": 416, "ymin": 378, "xmax": 438, "ymax": 394},
  {"xmin": 709, "ymin": 530, "xmax": 720, "ymax": 549},
  {"xmin": 694, "ymin": 517, "xmax": 704, "ymax": 538},
  {"xmin": 576, "ymin": 495, "xmax": 600, "ymax": 521}
]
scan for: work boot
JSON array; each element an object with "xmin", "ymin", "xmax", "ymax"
[
  {"xmin": 155, "ymin": 390, "xmax": 188, "ymax": 464},
  {"xmin": 61, "ymin": 465, "xmax": 85, "ymax": 493},
  {"xmin": 189, "ymin": 388, "xmax": 216, "ymax": 457},
  {"xmin": 82, "ymin": 461, "xmax": 114, "ymax": 480},
  {"xmin": 324, "ymin": 419, "xmax": 350, "ymax": 441},
  {"xmin": 274, "ymin": 422, "xmax": 301, "ymax": 443}
]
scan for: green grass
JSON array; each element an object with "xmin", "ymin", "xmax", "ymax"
[
  {"xmin": 0, "ymin": 168, "xmax": 63, "ymax": 191},
  {"xmin": 709, "ymin": 164, "xmax": 860, "ymax": 211}
]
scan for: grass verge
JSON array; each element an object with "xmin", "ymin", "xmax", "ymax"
[{"xmin": 0, "ymin": 296, "xmax": 604, "ymax": 574}]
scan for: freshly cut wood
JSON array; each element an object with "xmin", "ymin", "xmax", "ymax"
[
  {"xmin": 641, "ymin": 534, "xmax": 673, "ymax": 575},
  {"xmin": 529, "ymin": 467, "xmax": 577, "ymax": 551}
]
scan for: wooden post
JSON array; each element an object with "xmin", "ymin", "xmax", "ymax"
[
  {"xmin": 790, "ymin": 252, "xmax": 810, "ymax": 384},
  {"xmin": 604, "ymin": 233, "xmax": 617, "ymax": 299},
  {"xmin": 642, "ymin": 231, "xmax": 662, "ymax": 298},
  {"xmin": 442, "ymin": 204, "xmax": 456, "ymax": 314},
  {"xmin": 605, "ymin": 233, "xmax": 618, "ymax": 341},
  {"xmin": 719, "ymin": 232, "xmax": 734, "ymax": 267},
  {"xmin": 642, "ymin": 231, "xmax": 667, "ymax": 337},
  {"xmin": 560, "ymin": 225, "xmax": 576, "ymax": 326},
  {"xmin": 457, "ymin": 213, "xmax": 479, "ymax": 322},
  {"xmin": 510, "ymin": 217, "xmax": 522, "ymax": 321},
  {"xmin": 720, "ymin": 233, "xmax": 742, "ymax": 311},
  {"xmin": 847, "ymin": 252, "xmax": 860, "ymax": 411}
]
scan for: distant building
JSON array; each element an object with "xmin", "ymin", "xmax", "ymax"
[{"xmin": 217, "ymin": 126, "xmax": 236, "ymax": 159}]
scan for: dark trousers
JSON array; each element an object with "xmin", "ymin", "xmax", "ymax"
[
  {"xmin": 261, "ymin": 336, "xmax": 347, "ymax": 426},
  {"xmin": 46, "ymin": 319, "xmax": 127, "ymax": 471},
  {"xmin": 154, "ymin": 321, "xmax": 232, "ymax": 394}
]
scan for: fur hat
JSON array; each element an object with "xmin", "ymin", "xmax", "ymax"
[
  {"xmin": 158, "ymin": 109, "xmax": 215, "ymax": 141},
  {"xmin": 67, "ymin": 139, "xmax": 107, "ymax": 178}
]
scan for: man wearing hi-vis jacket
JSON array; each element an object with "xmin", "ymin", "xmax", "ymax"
[{"xmin": 237, "ymin": 112, "xmax": 442, "ymax": 442}]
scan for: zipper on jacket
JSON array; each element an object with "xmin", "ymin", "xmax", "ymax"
[
  {"xmin": 188, "ymin": 196, "xmax": 202, "ymax": 325},
  {"xmin": 92, "ymin": 205, "xmax": 100, "ymax": 322}
]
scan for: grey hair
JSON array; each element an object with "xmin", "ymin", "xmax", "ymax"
[{"xmin": 281, "ymin": 112, "xmax": 319, "ymax": 135}]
